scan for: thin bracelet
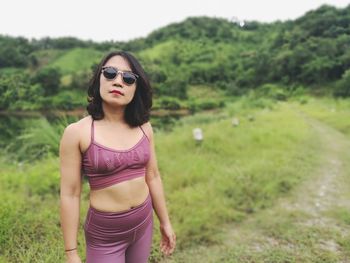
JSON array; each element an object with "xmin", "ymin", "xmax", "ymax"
[{"xmin": 65, "ymin": 247, "xmax": 77, "ymax": 252}]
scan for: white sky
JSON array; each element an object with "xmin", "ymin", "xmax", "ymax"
[{"xmin": 1, "ymin": 0, "xmax": 349, "ymax": 42}]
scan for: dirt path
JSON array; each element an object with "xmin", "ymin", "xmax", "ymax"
[
  {"xmin": 160, "ymin": 112, "xmax": 350, "ymax": 262},
  {"xmin": 279, "ymin": 113, "xmax": 350, "ymax": 223}
]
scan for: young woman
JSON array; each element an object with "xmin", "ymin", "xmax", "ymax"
[{"xmin": 59, "ymin": 51, "xmax": 176, "ymax": 263}]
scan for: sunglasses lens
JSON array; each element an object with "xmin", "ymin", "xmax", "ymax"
[
  {"xmin": 102, "ymin": 67, "xmax": 117, "ymax": 80},
  {"xmin": 122, "ymin": 72, "xmax": 137, "ymax": 85}
]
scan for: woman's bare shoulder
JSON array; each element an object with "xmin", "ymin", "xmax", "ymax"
[
  {"xmin": 61, "ymin": 115, "xmax": 92, "ymax": 141},
  {"xmin": 140, "ymin": 121, "xmax": 154, "ymax": 139},
  {"xmin": 76, "ymin": 115, "xmax": 93, "ymax": 127}
]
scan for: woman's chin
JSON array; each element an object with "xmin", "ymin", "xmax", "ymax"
[{"xmin": 103, "ymin": 99, "xmax": 129, "ymax": 109}]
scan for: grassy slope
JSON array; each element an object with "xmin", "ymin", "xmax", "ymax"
[
  {"xmin": 0, "ymin": 99, "xmax": 325, "ymax": 262},
  {"xmin": 162, "ymin": 97, "xmax": 350, "ymax": 262},
  {"xmin": 30, "ymin": 49, "xmax": 66, "ymax": 69},
  {"xmin": 152, "ymin": 101, "xmax": 319, "ymax": 249},
  {"xmin": 296, "ymin": 97, "xmax": 350, "ymax": 137},
  {"xmin": 47, "ymin": 48, "xmax": 103, "ymax": 75}
]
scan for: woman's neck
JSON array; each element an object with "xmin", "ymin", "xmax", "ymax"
[{"xmin": 101, "ymin": 102, "xmax": 126, "ymax": 125}]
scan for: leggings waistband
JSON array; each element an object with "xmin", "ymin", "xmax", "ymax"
[{"xmin": 84, "ymin": 193, "xmax": 153, "ymax": 239}]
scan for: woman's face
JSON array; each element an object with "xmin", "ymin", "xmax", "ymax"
[{"xmin": 99, "ymin": 55, "xmax": 137, "ymax": 108}]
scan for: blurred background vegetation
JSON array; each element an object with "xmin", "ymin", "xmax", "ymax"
[{"xmin": 1, "ymin": 4, "xmax": 350, "ymax": 263}]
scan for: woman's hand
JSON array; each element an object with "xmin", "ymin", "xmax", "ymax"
[
  {"xmin": 160, "ymin": 222, "xmax": 176, "ymax": 256},
  {"xmin": 65, "ymin": 251, "xmax": 82, "ymax": 263}
]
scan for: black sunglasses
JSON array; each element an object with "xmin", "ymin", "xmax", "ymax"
[{"xmin": 101, "ymin": 66, "xmax": 139, "ymax": 85}]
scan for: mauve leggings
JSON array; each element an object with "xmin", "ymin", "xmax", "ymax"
[{"xmin": 84, "ymin": 193, "xmax": 154, "ymax": 263}]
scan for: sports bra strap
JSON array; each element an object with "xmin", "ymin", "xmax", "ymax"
[
  {"xmin": 139, "ymin": 125, "xmax": 149, "ymax": 141},
  {"xmin": 91, "ymin": 119, "xmax": 95, "ymax": 143}
]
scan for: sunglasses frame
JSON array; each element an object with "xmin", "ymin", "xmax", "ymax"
[{"xmin": 101, "ymin": 66, "xmax": 139, "ymax": 85}]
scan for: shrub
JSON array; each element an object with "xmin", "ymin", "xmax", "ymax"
[
  {"xmin": 334, "ymin": 69, "xmax": 350, "ymax": 97},
  {"xmin": 258, "ymin": 83, "xmax": 288, "ymax": 101},
  {"xmin": 188, "ymin": 98, "xmax": 225, "ymax": 113},
  {"xmin": 50, "ymin": 90, "xmax": 86, "ymax": 110},
  {"xmin": 157, "ymin": 97, "xmax": 182, "ymax": 110},
  {"xmin": 31, "ymin": 67, "xmax": 62, "ymax": 96}
]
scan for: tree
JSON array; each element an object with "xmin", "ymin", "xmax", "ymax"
[
  {"xmin": 0, "ymin": 73, "xmax": 44, "ymax": 110},
  {"xmin": 31, "ymin": 67, "xmax": 61, "ymax": 96},
  {"xmin": 334, "ymin": 69, "xmax": 350, "ymax": 97}
]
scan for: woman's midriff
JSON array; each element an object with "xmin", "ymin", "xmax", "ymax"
[{"xmin": 89, "ymin": 176, "xmax": 150, "ymax": 213}]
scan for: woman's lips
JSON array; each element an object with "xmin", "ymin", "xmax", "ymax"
[{"xmin": 110, "ymin": 90, "xmax": 124, "ymax": 96}]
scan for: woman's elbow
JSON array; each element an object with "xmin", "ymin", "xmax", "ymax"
[
  {"xmin": 60, "ymin": 182, "xmax": 82, "ymax": 198},
  {"xmin": 146, "ymin": 169, "xmax": 161, "ymax": 183}
]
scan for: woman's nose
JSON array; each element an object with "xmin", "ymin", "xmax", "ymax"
[{"xmin": 113, "ymin": 73, "xmax": 124, "ymax": 85}]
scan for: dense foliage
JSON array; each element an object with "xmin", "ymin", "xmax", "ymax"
[{"xmin": 0, "ymin": 4, "xmax": 349, "ymax": 111}]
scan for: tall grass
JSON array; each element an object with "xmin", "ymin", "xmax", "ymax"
[{"xmin": 4, "ymin": 115, "xmax": 77, "ymax": 163}]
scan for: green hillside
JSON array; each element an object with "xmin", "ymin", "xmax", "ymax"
[{"xmin": 0, "ymin": 4, "xmax": 349, "ymax": 112}]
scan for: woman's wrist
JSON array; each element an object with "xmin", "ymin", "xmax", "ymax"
[
  {"xmin": 65, "ymin": 247, "xmax": 78, "ymax": 256},
  {"xmin": 65, "ymin": 247, "xmax": 77, "ymax": 252},
  {"xmin": 158, "ymin": 213, "xmax": 171, "ymax": 226},
  {"xmin": 160, "ymin": 220, "xmax": 172, "ymax": 227}
]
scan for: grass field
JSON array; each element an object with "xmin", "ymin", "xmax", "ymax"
[{"xmin": 0, "ymin": 97, "xmax": 349, "ymax": 262}]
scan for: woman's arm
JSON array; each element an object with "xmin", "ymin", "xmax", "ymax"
[
  {"xmin": 143, "ymin": 122, "xmax": 176, "ymax": 256},
  {"xmin": 59, "ymin": 123, "xmax": 83, "ymax": 262}
]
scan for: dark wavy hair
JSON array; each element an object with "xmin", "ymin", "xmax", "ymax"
[{"xmin": 86, "ymin": 51, "xmax": 153, "ymax": 127}]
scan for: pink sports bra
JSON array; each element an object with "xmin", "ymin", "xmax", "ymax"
[{"xmin": 81, "ymin": 119, "xmax": 150, "ymax": 190}]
